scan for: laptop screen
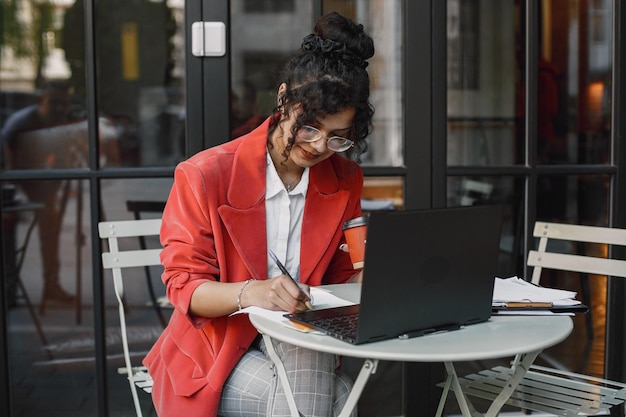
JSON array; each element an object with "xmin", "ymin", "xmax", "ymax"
[{"xmin": 355, "ymin": 205, "xmax": 504, "ymax": 343}]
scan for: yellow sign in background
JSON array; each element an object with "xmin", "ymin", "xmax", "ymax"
[{"xmin": 121, "ymin": 22, "xmax": 139, "ymax": 80}]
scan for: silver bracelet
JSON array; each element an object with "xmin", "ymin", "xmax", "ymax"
[{"xmin": 237, "ymin": 279, "xmax": 254, "ymax": 311}]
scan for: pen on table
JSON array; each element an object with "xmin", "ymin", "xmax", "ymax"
[
  {"xmin": 268, "ymin": 249, "xmax": 314, "ymax": 310},
  {"xmin": 504, "ymin": 301, "xmax": 553, "ymax": 308}
]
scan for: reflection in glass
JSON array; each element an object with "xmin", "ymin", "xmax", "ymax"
[
  {"xmin": 230, "ymin": 80, "xmax": 266, "ymax": 140},
  {"xmin": 229, "ymin": 0, "xmax": 314, "ymax": 141},
  {"xmin": 0, "ymin": 1, "xmax": 145, "ymax": 171},
  {"xmin": 352, "ymin": 1, "xmax": 404, "ymax": 167},
  {"xmin": 362, "ymin": 176, "xmax": 404, "ymax": 211},
  {"xmin": 447, "ymin": 175, "xmax": 525, "ymax": 277},
  {"xmin": 536, "ymin": 0, "xmax": 612, "ymax": 165},
  {"xmin": 62, "ymin": 0, "xmax": 185, "ymax": 168},
  {"xmin": 4, "ymin": 179, "xmax": 94, "ymax": 416},
  {"xmin": 0, "ymin": 0, "xmax": 88, "ymax": 171},
  {"xmin": 447, "ymin": 1, "xmax": 613, "ymax": 168},
  {"xmin": 26, "ymin": 180, "xmax": 73, "ymax": 305},
  {"xmin": 101, "ymin": 177, "xmax": 172, "ymax": 222},
  {"xmin": 229, "ymin": 0, "xmax": 404, "ymax": 167},
  {"xmin": 536, "ymin": 174, "xmax": 609, "ymax": 226},
  {"xmin": 447, "ymin": 0, "xmax": 519, "ymax": 166},
  {"xmin": 1, "ymin": 81, "xmax": 85, "ymax": 171}
]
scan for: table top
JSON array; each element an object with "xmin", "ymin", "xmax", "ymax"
[{"xmin": 249, "ymin": 283, "xmax": 573, "ymax": 362}]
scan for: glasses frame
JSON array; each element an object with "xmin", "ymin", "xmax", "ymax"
[{"xmin": 296, "ymin": 125, "xmax": 354, "ymax": 152}]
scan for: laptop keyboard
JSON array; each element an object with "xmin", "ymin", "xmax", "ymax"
[
  {"xmin": 307, "ymin": 311, "xmax": 359, "ymax": 342},
  {"xmin": 286, "ymin": 304, "xmax": 361, "ymax": 343}
]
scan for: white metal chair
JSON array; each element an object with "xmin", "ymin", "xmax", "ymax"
[
  {"xmin": 99, "ymin": 218, "xmax": 163, "ymax": 417},
  {"xmin": 450, "ymin": 221, "xmax": 626, "ymax": 416},
  {"xmin": 126, "ymin": 200, "xmax": 169, "ymax": 327},
  {"xmin": 528, "ymin": 221, "xmax": 626, "ymax": 284}
]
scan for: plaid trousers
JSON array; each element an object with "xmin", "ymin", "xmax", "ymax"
[{"xmin": 218, "ymin": 336, "xmax": 356, "ymax": 417}]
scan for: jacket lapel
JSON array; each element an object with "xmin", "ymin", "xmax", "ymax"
[
  {"xmin": 217, "ymin": 121, "xmax": 350, "ymax": 283},
  {"xmin": 218, "ymin": 123, "xmax": 269, "ymax": 281},
  {"xmin": 300, "ymin": 157, "xmax": 350, "ymax": 281}
]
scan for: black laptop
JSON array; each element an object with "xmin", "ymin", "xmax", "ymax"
[{"xmin": 285, "ymin": 205, "xmax": 504, "ymax": 344}]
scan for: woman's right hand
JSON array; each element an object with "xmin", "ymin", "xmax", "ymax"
[{"xmin": 243, "ymin": 275, "xmax": 312, "ymax": 313}]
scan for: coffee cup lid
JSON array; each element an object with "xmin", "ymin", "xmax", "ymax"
[{"xmin": 343, "ymin": 215, "xmax": 368, "ymax": 229}]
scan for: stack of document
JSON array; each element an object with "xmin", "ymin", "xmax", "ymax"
[{"xmin": 492, "ymin": 276, "xmax": 587, "ymax": 315}]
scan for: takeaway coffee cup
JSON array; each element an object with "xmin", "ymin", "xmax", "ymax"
[{"xmin": 342, "ymin": 215, "xmax": 368, "ymax": 269}]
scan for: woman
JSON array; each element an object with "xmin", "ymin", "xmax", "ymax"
[{"xmin": 144, "ymin": 11, "xmax": 375, "ymax": 417}]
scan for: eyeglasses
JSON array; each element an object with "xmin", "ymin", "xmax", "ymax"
[{"xmin": 296, "ymin": 125, "xmax": 354, "ymax": 152}]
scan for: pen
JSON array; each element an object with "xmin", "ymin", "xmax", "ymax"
[
  {"xmin": 268, "ymin": 249, "xmax": 313, "ymax": 310},
  {"xmin": 504, "ymin": 301, "xmax": 553, "ymax": 308}
]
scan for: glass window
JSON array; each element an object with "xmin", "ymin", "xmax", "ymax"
[
  {"xmin": 1, "ymin": 81, "xmax": 88, "ymax": 171},
  {"xmin": 347, "ymin": 1, "xmax": 404, "ymax": 167},
  {"xmin": 444, "ymin": 0, "xmax": 612, "ymax": 168},
  {"xmin": 3, "ymin": 179, "xmax": 94, "ymax": 415},
  {"xmin": 62, "ymin": 0, "xmax": 185, "ymax": 168},
  {"xmin": 447, "ymin": 175, "xmax": 525, "ymax": 277},
  {"xmin": 536, "ymin": 174, "xmax": 609, "ymax": 226},
  {"xmin": 447, "ymin": 0, "xmax": 613, "ymax": 168},
  {"xmin": 537, "ymin": 0, "xmax": 612, "ymax": 165},
  {"xmin": 229, "ymin": 0, "xmax": 404, "ymax": 167},
  {"xmin": 101, "ymin": 177, "xmax": 172, "ymax": 221},
  {"xmin": 1, "ymin": 0, "xmax": 87, "ymax": 171},
  {"xmin": 447, "ymin": 0, "xmax": 519, "ymax": 166},
  {"xmin": 1, "ymin": 0, "xmax": 185, "ymax": 170},
  {"xmin": 362, "ymin": 176, "xmax": 404, "ymax": 211},
  {"xmin": 229, "ymin": 1, "xmax": 314, "ymax": 140}
]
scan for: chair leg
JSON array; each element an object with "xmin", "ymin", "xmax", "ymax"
[
  {"xmin": 578, "ymin": 273, "xmax": 593, "ymax": 373},
  {"xmin": 580, "ymin": 273, "xmax": 594, "ymax": 342}
]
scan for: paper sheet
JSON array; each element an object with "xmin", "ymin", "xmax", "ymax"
[
  {"xmin": 232, "ymin": 286, "xmax": 356, "ymax": 331},
  {"xmin": 492, "ymin": 276, "xmax": 580, "ymax": 306}
]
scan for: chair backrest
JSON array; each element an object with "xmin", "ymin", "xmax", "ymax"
[
  {"xmin": 98, "ymin": 218, "xmax": 163, "ymax": 417},
  {"xmin": 124, "ymin": 201, "xmax": 169, "ymax": 327},
  {"xmin": 528, "ymin": 221, "xmax": 626, "ymax": 285}
]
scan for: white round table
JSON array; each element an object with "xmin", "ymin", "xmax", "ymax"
[{"xmin": 249, "ymin": 283, "xmax": 573, "ymax": 417}]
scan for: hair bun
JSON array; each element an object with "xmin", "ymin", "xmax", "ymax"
[
  {"xmin": 301, "ymin": 34, "xmax": 369, "ymax": 69},
  {"xmin": 302, "ymin": 34, "xmax": 344, "ymax": 54},
  {"xmin": 300, "ymin": 12, "xmax": 374, "ymax": 69}
]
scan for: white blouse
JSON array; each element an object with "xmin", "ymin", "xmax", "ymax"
[{"xmin": 265, "ymin": 151, "xmax": 309, "ymax": 281}]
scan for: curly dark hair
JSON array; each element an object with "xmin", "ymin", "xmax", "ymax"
[{"xmin": 270, "ymin": 12, "xmax": 375, "ymax": 162}]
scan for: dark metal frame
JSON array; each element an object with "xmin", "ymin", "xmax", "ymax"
[
  {"xmin": 402, "ymin": 1, "xmax": 445, "ymax": 414},
  {"xmin": 607, "ymin": 2, "xmax": 626, "ymax": 416}
]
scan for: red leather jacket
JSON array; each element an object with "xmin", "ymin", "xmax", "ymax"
[{"xmin": 143, "ymin": 117, "xmax": 363, "ymax": 417}]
